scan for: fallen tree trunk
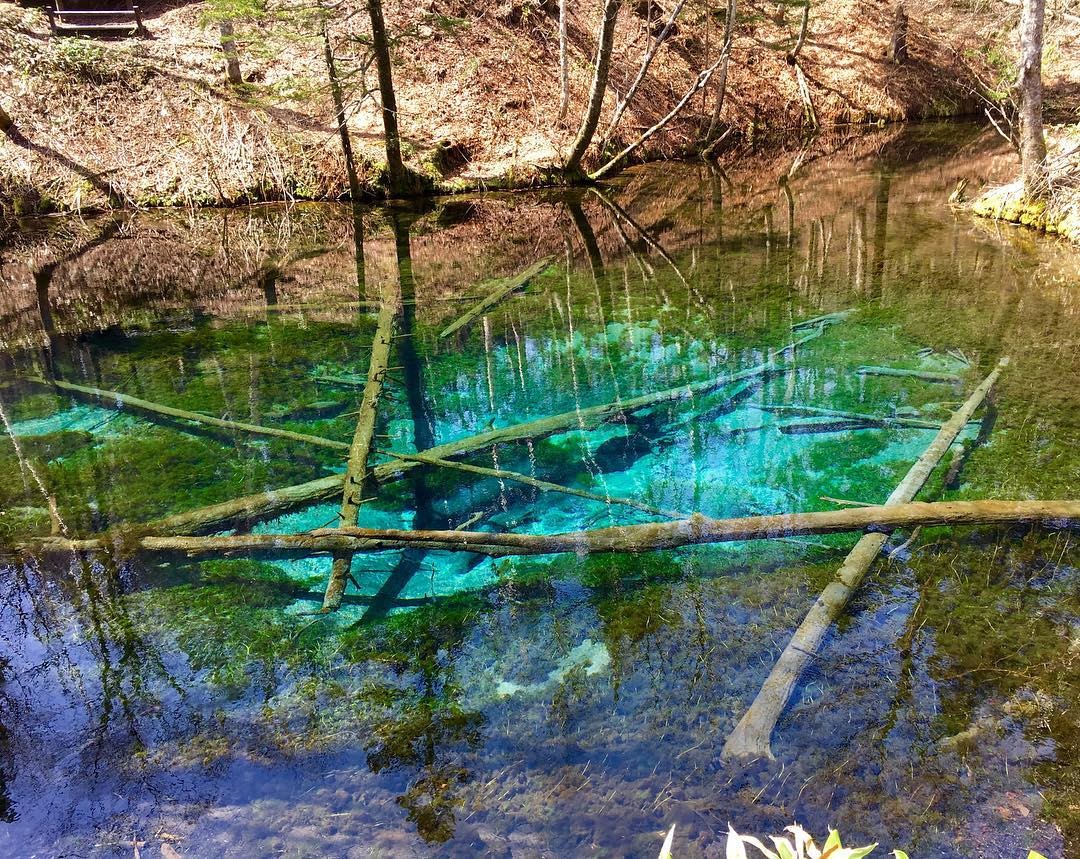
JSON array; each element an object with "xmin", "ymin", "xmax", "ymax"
[
  {"xmin": 38, "ymin": 378, "xmax": 350, "ymax": 450},
  {"xmin": 117, "ymin": 320, "xmax": 835, "ymax": 537},
  {"xmin": 721, "ymin": 357, "xmax": 1010, "ymax": 762},
  {"xmin": 381, "ymin": 449, "xmax": 686, "ymax": 519},
  {"xmin": 755, "ymin": 404, "xmax": 944, "ymax": 430},
  {"xmin": 856, "ymin": 366, "xmax": 962, "ymax": 384},
  {"xmin": 322, "ymin": 280, "xmax": 400, "ymax": 610},
  {"xmin": 19, "ymin": 498, "xmax": 1078, "ymax": 558},
  {"xmin": 440, "ymin": 256, "xmax": 558, "ymax": 338}
]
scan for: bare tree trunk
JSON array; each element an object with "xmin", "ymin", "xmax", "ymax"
[
  {"xmin": 703, "ymin": 0, "xmax": 737, "ymax": 146},
  {"xmin": 1018, "ymin": 0, "xmax": 1047, "ymax": 199},
  {"xmin": 366, "ymin": 0, "xmax": 408, "ymax": 194},
  {"xmin": 322, "ymin": 20, "xmax": 366, "ymax": 289},
  {"xmin": 564, "ymin": 0, "xmax": 621, "ymax": 174},
  {"xmin": 219, "ymin": 21, "xmax": 243, "ymax": 85},
  {"xmin": 888, "ymin": 2, "xmax": 908, "ymax": 64},
  {"xmin": 602, "ymin": 0, "xmax": 687, "ymax": 145},
  {"xmin": 0, "ymin": 103, "xmax": 13, "ymax": 134},
  {"xmin": 591, "ymin": 56, "xmax": 723, "ymax": 179},
  {"xmin": 792, "ymin": 0, "xmax": 810, "ymax": 59},
  {"xmin": 558, "ymin": 0, "xmax": 570, "ymax": 120}
]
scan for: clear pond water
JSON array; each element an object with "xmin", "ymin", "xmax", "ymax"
[{"xmin": 0, "ymin": 123, "xmax": 1079, "ymax": 858}]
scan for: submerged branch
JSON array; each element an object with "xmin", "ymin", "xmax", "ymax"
[
  {"xmin": 380, "ymin": 449, "xmax": 687, "ymax": 520},
  {"xmin": 440, "ymin": 255, "xmax": 557, "ymax": 338},
  {"xmin": 721, "ymin": 357, "xmax": 1010, "ymax": 762},
  {"xmin": 33, "ymin": 378, "xmax": 350, "ymax": 450}
]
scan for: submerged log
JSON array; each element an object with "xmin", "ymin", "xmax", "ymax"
[
  {"xmin": 382, "ymin": 449, "xmax": 685, "ymax": 519},
  {"xmin": 19, "ymin": 498, "xmax": 1079, "ymax": 558},
  {"xmin": 755, "ymin": 404, "xmax": 944, "ymax": 430},
  {"xmin": 856, "ymin": 366, "xmax": 962, "ymax": 384},
  {"xmin": 721, "ymin": 357, "xmax": 1010, "ymax": 762},
  {"xmin": 440, "ymin": 255, "xmax": 557, "ymax": 338},
  {"xmin": 322, "ymin": 280, "xmax": 400, "ymax": 610},
  {"xmin": 38, "ymin": 312, "xmax": 844, "ymax": 542},
  {"xmin": 145, "ymin": 326, "xmax": 826, "ymax": 536},
  {"xmin": 39, "ymin": 378, "xmax": 349, "ymax": 451},
  {"xmin": 777, "ymin": 418, "xmax": 879, "ymax": 434}
]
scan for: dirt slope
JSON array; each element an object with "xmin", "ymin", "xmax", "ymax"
[{"xmin": 0, "ymin": 0, "xmax": 1077, "ymax": 214}]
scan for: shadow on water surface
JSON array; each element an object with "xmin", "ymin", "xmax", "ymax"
[{"xmin": 0, "ymin": 123, "xmax": 1078, "ymax": 857}]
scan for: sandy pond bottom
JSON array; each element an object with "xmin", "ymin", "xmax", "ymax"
[{"xmin": 0, "ymin": 124, "xmax": 1079, "ymax": 857}]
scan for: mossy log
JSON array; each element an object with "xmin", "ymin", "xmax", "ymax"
[
  {"xmin": 440, "ymin": 255, "xmax": 557, "ymax": 338},
  {"xmin": 19, "ymin": 498, "xmax": 1079, "ymax": 558},
  {"xmin": 381, "ymin": 449, "xmax": 685, "ymax": 519},
  {"xmin": 145, "ymin": 327, "xmax": 823, "ymax": 536},
  {"xmin": 41, "ymin": 378, "xmax": 349, "ymax": 451},
  {"xmin": 855, "ymin": 366, "xmax": 962, "ymax": 384},
  {"xmin": 322, "ymin": 281, "xmax": 400, "ymax": 610},
  {"xmin": 721, "ymin": 357, "xmax": 1009, "ymax": 762}
]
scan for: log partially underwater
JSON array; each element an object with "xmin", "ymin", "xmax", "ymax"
[
  {"xmin": 142, "ymin": 325, "xmax": 829, "ymax": 536},
  {"xmin": 18, "ymin": 499, "xmax": 1079, "ymax": 558},
  {"xmin": 721, "ymin": 357, "xmax": 1010, "ymax": 762}
]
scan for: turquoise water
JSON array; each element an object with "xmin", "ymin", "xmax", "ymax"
[{"xmin": 0, "ymin": 124, "xmax": 1078, "ymax": 857}]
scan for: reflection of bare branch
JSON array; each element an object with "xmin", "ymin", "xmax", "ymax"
[
  {"xmin": 589, "ymin": 187, "xmax": 689, "ymax": 288},
  {"xmin": 0, "ymin": 395, "xmax": 67, "ymax": 536}
]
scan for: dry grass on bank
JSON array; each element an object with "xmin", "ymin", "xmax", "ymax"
[
  {"xmin": 0, "ymin": 0, "xmax": 1075, "ymax": 215},
  {"xmin": 971, "ymin": 125, "xmax": 1080, "ymax": 244}
]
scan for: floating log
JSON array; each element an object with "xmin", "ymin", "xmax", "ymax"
[
  {"xmin": 121, "ymin": 320, "xmax": 835, "ymax": 536},
  {"xmin": 381, "ymin": 449, "xmax": 685, "ymax": 519},
  {"xmin": 855, "ymin": 366, "xmax": 962, "ymax": 384},
  {"xmin": 19, "ymin": 498, "xmax": 1078, "ymax": 559},
  {"xmin": 754, "ymin": 404, "xmax": 944, "ymax": 430},
  {"xmin": 721, "ymin": 357, "xmax": 1010, "ymax": 762},
  {"xmin": 440, "ymin": 255, "xmax": 557, "ymax": 338},
  {"xmin": 322, "ymin": 281, "xmax": 400, "ymax": 610},
  {"xmin": 37, "ymin": 378, "xmax": 349, "ymax": 451}
]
